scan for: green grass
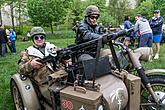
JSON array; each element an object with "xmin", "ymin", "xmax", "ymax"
[
  {"xmin": 143, "ymin": 44, "xmax": 165, "ymax": 69},
  {"xmin": 0, "ymin": 34, "xmax": 165, "ymax": 109}
]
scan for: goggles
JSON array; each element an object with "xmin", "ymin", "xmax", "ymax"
[
  {"xmin": 89, "ymin": 15, "xmax": 99, "ymax": 20},
  {"xmin": 33, "ymin": 35, "xmax": 45, "ymax": 40}
]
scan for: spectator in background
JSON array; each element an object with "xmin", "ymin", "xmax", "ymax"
[
  {"xmin": 9, "ymin": 28, "xmax": 17, "ymax": 54},
  {"xmin": 149, "ymin": 10, "xmax": 164, "ymax": 59},
  {"xmin": 72, "ymin": 21, "xmax": 79, "ymax": 33},
  {"xmin": 0, "ymin": 25, "xmax": 8, "ymax": 57},
  {"xmin": 134, "ymin": 14, "xmax": 153, "ymax": 48},
  {"xmin": 5, "ymin": 27, "xmax": 12, "ymax": 53},
  {"xmin": 22, "ymin": 31, "xmax": 31, "ymax": 42},
  {"xmin": 27, "ymin": 31, "xmax": 31, "ymax": 40},
  {"xmin": 123, "ymin": 15, "xmax": 133, "ymax": 46}
]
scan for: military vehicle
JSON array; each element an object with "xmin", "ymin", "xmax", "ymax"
[{"xmin": 10, "ymin": 29, "xmax": 165, "ymax": 110}]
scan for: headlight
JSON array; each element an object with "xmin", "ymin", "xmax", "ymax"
[{"xmin": 97, "ymin": 105, "xmax": 104, "ymax": 110}]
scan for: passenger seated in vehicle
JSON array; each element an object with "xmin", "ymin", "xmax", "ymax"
[{"xmin": 18, "ymin": 27, "xmax": 68, "ymax": 102}]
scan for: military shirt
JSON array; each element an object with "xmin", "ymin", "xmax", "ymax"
[{"xmin": 18, "ymin": 42, "xmax": 65, "ymax": 84}]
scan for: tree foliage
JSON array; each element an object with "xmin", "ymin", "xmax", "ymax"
[
  {"xmin": 105, "ymin": 0, "xmax": 131, "ymax": 26},
  {"xmin": 63, "ymin": 0, "xmax": 85, "ymax": 27},
  {"xmin": 152, "ymin": 0, "xmax": 165, "ymax": 17},
  {"xmin": 135, "ymin": 0, "xmax": 165, "ymax": 20},
  {"xmin": 2, "ymin": 0, "xmax": 164, "ymax": 31},
  {"xmin": 26, "ymin": 0, "xmax": 133, "ymax": 28},
  {"xmin": 136, "ymin": 0, "xmax": 154, "ymax": 19},
  {"xmin": 27, "ymin": 0, "xmax": 66, "ymax": 32}
]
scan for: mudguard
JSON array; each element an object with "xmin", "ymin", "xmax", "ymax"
[
  {"xmin": 11, "ymin": 73, "xmax": 41, "ymax": 110},
  {"xmin": 96, "ymin": 74, "xmax": 128, "ymax": 110},
  {"xmin": 145, "ymin": 69, "xmax": 165, "ymax": 75}
]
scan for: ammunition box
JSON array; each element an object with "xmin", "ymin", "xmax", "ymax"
[
  {"xmin": 125, "ymin": 74, "xmax": 141, "ymax": 110},
  {"xmin": 60, "ymin": 86, "xmax": 102, "ymax": 110}
]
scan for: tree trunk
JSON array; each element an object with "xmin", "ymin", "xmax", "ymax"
[
  {"xmin": 50, "ymin": 22, "xmax": 53, "ymax": 34},
  {"xmin": 0, "ymin": 5, "xmax": 2, "ymax": 26},
  {"xmin": 10, "ymin": 2, "xmax": 15, "ymax": 30},
  {"xmin": 18, "ymin": 0, "xmax": 21, "ymax": 34}
]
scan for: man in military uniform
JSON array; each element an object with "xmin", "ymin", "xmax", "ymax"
[{"xmin": 18, "ymin": 27, "xmax": 67, "ymax": 102}]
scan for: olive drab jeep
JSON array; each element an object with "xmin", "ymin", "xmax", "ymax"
[{"xmin": 10, "ymin": 29, "xmax": 165, "ymax": 110}]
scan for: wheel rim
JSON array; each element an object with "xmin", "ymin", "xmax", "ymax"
[
  {"xmin": 141, "ymin": 84, "xmax": 165, "ymax": 110},
  {"xmin": 12, "ymin": 81, "xmax": 24, "ymax": 110}
]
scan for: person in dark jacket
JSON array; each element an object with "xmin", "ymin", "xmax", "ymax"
[
  {"xmin": 150, "ymin": 10, "xmax": 164, "ymax": 59},
  {"xmin": 76, "ymin": 5, "xmax": 104, "ymax": 44},
  {"xmin": 76, "ymin": 5, "xmax": 109, "ymax": 58},
  {"xmin": 0, "ymin": 26, "xmax": 8, "ymax": 56},
  {"xmin": 123, "ymin": 16, "xmax": 133, "ymax": 46},
  {"xmin": 72, "ymin": 21, "xmax": 80, "ymax": 33}
]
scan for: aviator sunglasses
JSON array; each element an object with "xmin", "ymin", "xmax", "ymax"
[
  {"xmin": 33, "ymin": 35, "xmax": 45, "ymax": 40},
  {"xmin": 89, "ymin": 15, "xmax": 99, "ymax": 20}
]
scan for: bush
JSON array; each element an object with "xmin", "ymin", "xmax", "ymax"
[
  {"xmin": 46, "ymin": 31, "xmax": 75, "ymax": 39},
  {"xmin": 4, "ymin": 25, "xmax": 30, "ymax": 35},
  {"xmin": 16, "ymin": 30, "xmax": 75, "ymax": 42}
]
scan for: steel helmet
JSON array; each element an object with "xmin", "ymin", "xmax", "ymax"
[
  {"xmin": 30, "ymin": 27, "xmax": 46, "ymax": 38},
  {"xmin": 85, "ymin": 5, "xmax": 100, "ymax": 17},
  {"xmin": 153, "ymin": 10, "xmax": 160, "ymax": 13}
]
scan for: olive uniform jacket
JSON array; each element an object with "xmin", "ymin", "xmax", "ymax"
[{"xmin": 18, "ymin": 42, "xmax": 59, "ymax": 84}]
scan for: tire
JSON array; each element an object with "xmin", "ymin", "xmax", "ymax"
[
  {"xmin": 10, "ymin": 79, "xmax": 24, "ymax": 110},
  {"xmin": 140, "ymin": 74, "xmax": 165, "ymax": 110}
]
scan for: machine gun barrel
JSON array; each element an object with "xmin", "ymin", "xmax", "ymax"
[
  {"xmin": 62, "ymin": 28, "xmax": 134, "ymax": 53},
  {"xmin": 102, "ymin": 28, "xmax": 134, "ymax": 43},
  {"xmin": 38, "ymin": 28, "xmax": 134, "ymax": 64}
]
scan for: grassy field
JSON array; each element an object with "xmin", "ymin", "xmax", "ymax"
[{"xmin": 0, "ymin": 35, "xmax": 165, "ymax": 109}]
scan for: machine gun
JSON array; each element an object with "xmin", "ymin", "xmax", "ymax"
[
  {"xmin": 38, "ymin": 28, "xmax": 134, "ymax": 65},
  {"xmin": 37, "ymin": 28, "xmax": 134, "ymax": 88}
]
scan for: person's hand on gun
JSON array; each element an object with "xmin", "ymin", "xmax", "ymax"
[{"xmin": 30, "ymin": 58, "xmax": 43, "ymax": 69}]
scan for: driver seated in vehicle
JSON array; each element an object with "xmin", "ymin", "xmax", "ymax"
[
  {"xmin": 76, "ymin": 5, "xmax": 112, "ymax": 60},
  {"xmin": 18, "ymin": 27, "xmax": 68, "ymax": 102}
]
